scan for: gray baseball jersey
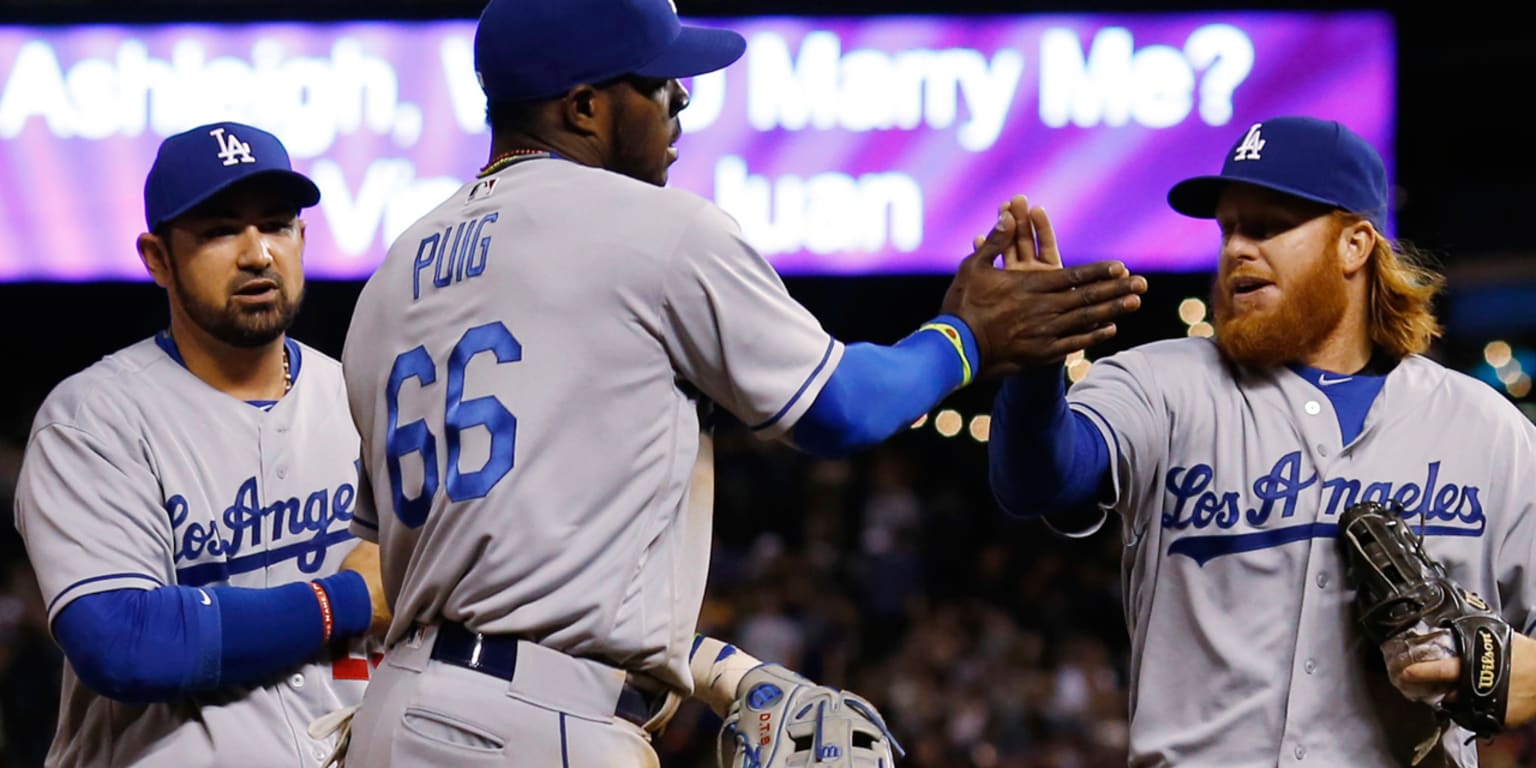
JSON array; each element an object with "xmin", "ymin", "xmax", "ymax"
[
  {"xmin": 14, "ymin": 335, "xmax": 372, "ymax": 768},
  {"xmin": 1065, "ymin": 337, "xmax": 1536, "ymax": 767},
  {"xmin": 342, "ymin": 156, "xmax": 842, "ymax": 692}
]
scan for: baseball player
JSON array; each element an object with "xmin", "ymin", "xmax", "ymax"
[
  {"xmin": 988, "ymin": 116, "xmax": 1536, "ymax": 766},
  {"xmin": 13, "ymin": 121, "xmax": 389, "ymax": 768},
  {"xmin": 336, "ymin": 0, "xmax": 1147, "ymax": 765}
]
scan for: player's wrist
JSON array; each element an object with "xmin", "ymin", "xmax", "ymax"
[
  {"xmin": 918, "ymin": 314, "xmax": 979, "ymax": 389},
  {"xmin": 306, "ymin": 582, "xmax": 334, "ymax": 644},
  {"xmin": 314, "ymin": 571, "xmax": 372, "ymax": 640},
  {"xmin": 1507, "ymin": 633, "xmax": 1536, "ymax": 727},
  {"xmin": 688, "ymin": 635, "xmax": 764, "ymax": 716}
]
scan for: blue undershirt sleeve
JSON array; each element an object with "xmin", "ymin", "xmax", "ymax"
[
  {"xmin": 988, "ymin": 366, "xmax": 1111, "ymax": 517},
  {"xmin": 792, "ymin": 314, "xmax": 978, "ymax": 458},
  {"xmin": 53, "ymin": 570, "xmax": 372, "ymax": 704},
  {"xmin": 53, "ymin": 585, "xmax": 222, "ymax": 704},
  {"xmin": 213, "ymin": 570, "xmax": 372, "ymax": 687}
]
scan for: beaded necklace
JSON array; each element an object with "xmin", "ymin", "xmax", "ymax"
[{"xmin": 477, "ymin": 148, "xmax": 553, "ymax": 178}]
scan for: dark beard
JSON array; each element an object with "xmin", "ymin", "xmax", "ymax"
[
  {"xmin": 1211, "ymin": 256, "xmax": 1348, "ymax": 368},
  {"xmin": 170, "ymin": 266, "xmax": 302, "ymax": 349}
]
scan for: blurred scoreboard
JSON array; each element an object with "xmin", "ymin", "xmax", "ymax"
[{"xmin": 0, "ymin": 12, "xmax": 1394, "ymax": 281}]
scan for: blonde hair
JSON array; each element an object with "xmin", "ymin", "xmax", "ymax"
[{"xmin": 1337, "ymin": 212, "xmax": 1445, "ymax": 357}]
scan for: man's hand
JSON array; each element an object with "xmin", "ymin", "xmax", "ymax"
[
  {"xmin": 339, "ymin": 541, "xmax": 391, "ymax": 637},
  {"xmin": 943, "ymin": 195, "xmax": 1147, "ymax": 378},
  {"xmin": 1401, "ymin": 631, "xmax": 1536, "ymax": 728}
]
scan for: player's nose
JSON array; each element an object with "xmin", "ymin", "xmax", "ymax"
[
  {"xmin": 670, "ymin": 78, "xmax": 690, "ymax": 117},
  {"xmin": 1220, "ymin": 232, "xmax": 1261, "ymax": 264},
  {"xmin": 233, "ymin": 225, "xmax": 275, "ymax": 269}
]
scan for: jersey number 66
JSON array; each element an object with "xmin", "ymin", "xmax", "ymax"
[{"xmin": 383, "ymin": 321, "xmax": 520, "ymax": 528}]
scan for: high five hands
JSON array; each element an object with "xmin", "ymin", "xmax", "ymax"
[{"xmin": 942, "ymin": 194, "xmax": 1148, "ymax": 378}]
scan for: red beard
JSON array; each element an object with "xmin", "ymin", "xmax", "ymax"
[{"xmin": 1211, "ymin": 255, "xmax": 1348, "ymax": 368}]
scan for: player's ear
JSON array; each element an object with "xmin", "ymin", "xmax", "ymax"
[
  {"xmin": 137, "ymin": 232, "xmax": 174, "ymax": 289},
  {"xmin": 1338, "ymin": 217, "xmax": 1375, "ymax": 278},
  {"xmin": 560, "ymin": 84, "xmax": 605, "ymax": 136}
]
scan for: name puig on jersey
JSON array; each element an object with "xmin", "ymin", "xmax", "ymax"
[
  {"xmin": 166, "ymin": 475, "xmax": 357, "ymax": 583},
  {"xmin": 1162, "ymin": 451, "xmax": 1485, "ymax": 534},
  {"xmin": 412, "ymin": 212, "xmax": 499, "ymax": 300}
]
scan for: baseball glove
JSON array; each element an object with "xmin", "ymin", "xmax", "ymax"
[
  {"xmin": 1338, "ymin": 500, "xmax": 1512, "ymax": 740},
  {"xmin": 716, "ymin": 664, "xmax": 904, "ymax": 768}
]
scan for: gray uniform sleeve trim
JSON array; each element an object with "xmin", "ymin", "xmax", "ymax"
[
  {"xmin": 749, "ymin": 337, "xmax": 837, "ymax": 433},
  {"xmin": 349, "ymin": 517, "xmax": 379, "ymax": 543},
  {"xmin": 1070, "ymin": 401, "xmax": 1124, "ymax": 510},
  {"xmin": 1043, "ymin": 509, "xmax": 1109, "ymax": 538},
  {"xmin": 47, "ymin": 572, "xmax": 162, "ymax": 619}
]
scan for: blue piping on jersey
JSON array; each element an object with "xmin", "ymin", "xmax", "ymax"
[
  {"xmin": 1169, "ymin": 523, "xmax": 1483, "ymax": 566},
  {"xmin": 175, "ymin": 529, "xmax": 355, "ymax": 587},
  {"xmin": 559, "ymin": 713, "xmax": 570, "ymax": 767},
  {"xmin": 47, "ymin": 572, "xmax": 164, "ymax": 617},
  {"xmin": 1072, "ymin": 403, "xmax": 1122, "ymax": 459},
  {"xmin": 154, "ymin": 330, "xmax": 185, "ymax": 365},
  {"xmin": 154, "ymin": 331, "xmax": 304, "ymax": 403},
  {"xmin": 750, "ymin": 337, "xmax": 836, "ymax": 432}
]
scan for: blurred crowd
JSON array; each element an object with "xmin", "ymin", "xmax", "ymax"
[{"xmin": 0, "ymin": 407, "xmax": 1533, "ymax": 767}]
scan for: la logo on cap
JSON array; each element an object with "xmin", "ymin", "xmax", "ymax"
[
  {"xmin": 210, "ymin": 126, "xmax": 255, "ymax": 167},
  {"xmin": 1233, "ymin": 123, "xmax": 1266, "ymax": 161}
]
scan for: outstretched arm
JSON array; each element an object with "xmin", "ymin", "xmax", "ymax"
[
  {"xmin": 793, "ymin": 200, "xmax": 1145, "ymax": 458},
  {"xmin": 988, "ymin": 365, "xmax": 1111, "ymax": 518},
  {"xmin": 985, "ymin": 196, "xmax": 1127, "ymax": 521}
]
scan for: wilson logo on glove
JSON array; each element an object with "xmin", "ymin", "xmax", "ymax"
[{"xmin": 1476, "ymin": 628, "xmax": 1499, "ymax": 695}]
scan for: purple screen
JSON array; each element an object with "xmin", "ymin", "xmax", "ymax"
[{"xmin": 0, "ymin": 13, "xmax": 1394, "ymax": 281}]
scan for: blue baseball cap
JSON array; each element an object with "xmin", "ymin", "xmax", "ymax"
[
  {"xmin": 473, "ymin": 0, "xmax": 747, "ymax": 104},
  {"xmin": 144, "ymin": 121, "xmax": 321, "ymax": 231},
  {"xmin": 1167, "ymin": 116, "xmax": 1388, "ymax": 231}
]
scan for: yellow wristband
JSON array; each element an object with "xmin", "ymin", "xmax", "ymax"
[{"xmin": 919, "ymin": 322, "xmax": 973, "ymax": 387}]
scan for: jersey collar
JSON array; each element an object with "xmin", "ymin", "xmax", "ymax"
[{"xmin": 154, "ymin": 330, "xmax": 303, "ymax": 406}]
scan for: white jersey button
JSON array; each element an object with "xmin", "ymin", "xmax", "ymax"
[
  {"xmin": 1304, "ymin": 401, "xmax": 1321, "ymax": 415},
  {"xmin": 1316, "ymin": 444, "xmax": 1330, "ymax": 457},
  {"xmin": 288, "ymin": 673, "xmax": 305, "ymax": 689},
  {"xmin": 276, "ymin": 465, "xmax": 288, "ymax": 479},
  {"xmin": 1294, "ymin": 744, "xmax": 1307, "ymax": 760},
  {"xmin": 1316, "ymin": 572, "xmax": 1330, "ymax": 589},
  {"xmin": 1304, "ymin": 659, "xmax": 1316, "ymax": 674},
  {"xmin": 313, "ymin": 745, "xmax": 328, "ymax": 761}
]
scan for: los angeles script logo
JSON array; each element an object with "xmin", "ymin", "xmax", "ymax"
[
  {"xmin": 166, "ymin": 476, "xmax": 357, "ymax": 586},
  {"xmin": 1161, "ymin": 450, "xmax": 1483, "ymax": 565}
]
